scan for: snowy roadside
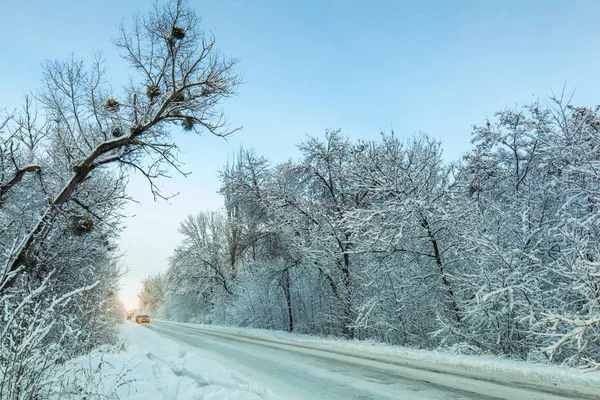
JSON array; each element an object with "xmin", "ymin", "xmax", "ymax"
[
  {"xmin": 52, "ymin": 319, "xmax": 600, "ymax": 399},
  {"xmin": 158, "ymin": 320, "xmax": 600, "ymax": 399},
  {"xmin": 53, "ymin": 321, "xmax": 271, "ymax": 400}
]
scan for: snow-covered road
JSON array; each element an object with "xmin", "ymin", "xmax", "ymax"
[{"xmin": 144, "ymin": 320, "xmax": 587, "ymax": 400}]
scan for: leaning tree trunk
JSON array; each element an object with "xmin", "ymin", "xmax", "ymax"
[{"xmin": 2, "ymin": 132, "xmax": 137, "ymax": 291}]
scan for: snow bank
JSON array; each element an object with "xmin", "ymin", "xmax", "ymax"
[{"xmin": 54, "ymin": 322, "xmax": 271, "ymax": 399}]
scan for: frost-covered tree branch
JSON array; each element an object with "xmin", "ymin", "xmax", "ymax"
[{"xmin": 1, "ymin": 0, "xmax": 240, "ymax": 292}]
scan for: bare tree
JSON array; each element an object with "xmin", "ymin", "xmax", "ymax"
[{"xmin": 2, "ymin": 0, "xmax": 240, "ymax": 291}]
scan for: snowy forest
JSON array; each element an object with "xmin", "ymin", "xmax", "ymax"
[
  {"xmin": 0, "ymin": 1, "xmax": 240, "ymax": 398},
  {"xmin": 141, "ymin": 100, "xmax": 600, "ymax": 371},
  {"xmin": 2, "ymin": 0, "xmax": 600, "ymax": 398}
]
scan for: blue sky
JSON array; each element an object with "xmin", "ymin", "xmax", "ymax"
[{"xmin": 2, "ymin": 0, "xmax": 600, "ymax": 308}]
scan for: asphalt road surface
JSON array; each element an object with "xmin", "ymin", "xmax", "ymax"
[{"xmin": 144, "ymin": 321, "xmax": 586, "ymax": 400}]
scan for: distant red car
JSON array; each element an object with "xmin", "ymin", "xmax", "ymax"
[{"xmin": 136, "ymin": 315, "xmax": 150, "ymax": 323}]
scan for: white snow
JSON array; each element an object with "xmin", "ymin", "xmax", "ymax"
[
  {"xmin": 55, "ymin": 320, "xmax": 600, "ymax": 399},
  {"xmin": 158, "ymin": 320, "xmax": 600, "ymax": 399},
  {"xmin": 54, "ymin": 322, "xmax": 271, "ymax": 400}
]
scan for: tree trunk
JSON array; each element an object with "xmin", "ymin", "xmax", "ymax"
[
  {"xmin": 282, "ymin": 268, "xmax": 293, "ymax": 332},
  {"xmin": 341, "ymin": 232, "xmax": 354, "ymax": 339},
  {"xmin": 3, "ymin": 134, "xmax": 135, "ymax": 291},
  {"xmin": 421, "ymin": 217, "xmax": 461, "ymax": 322}
]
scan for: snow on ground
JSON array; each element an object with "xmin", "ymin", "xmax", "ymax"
[
  {"xmin": 55, "ymin": 320, "xmax": 600, "ymax": 399},
  {"xmin": 55, "ymin": 321, "xmax": 271, "ymax": 400},
  {"xmin": 161, "ymin": 320, "xmax": 600, "ymax": 398}
]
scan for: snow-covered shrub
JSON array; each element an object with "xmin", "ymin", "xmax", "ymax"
[{"xmin": 50, "ymin": 346, "xmax": 134, "ymax": 400}]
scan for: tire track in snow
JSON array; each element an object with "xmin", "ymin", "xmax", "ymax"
[
  {"xmin": 146, "ymin": 352, "xmax": 209, "ymax": 387},
  {"xmin": 145, "ymin": 348, "xmax": 270, "ymax": 397}
]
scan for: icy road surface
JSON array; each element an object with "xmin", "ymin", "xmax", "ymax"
[{"xmin": 143, "ymin": 320, "xmax": 588, "ymax": 400}]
